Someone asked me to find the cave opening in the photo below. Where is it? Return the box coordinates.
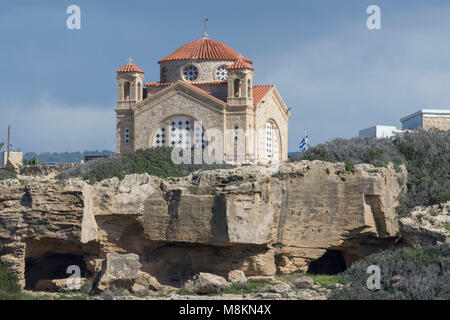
[25,253,89,290]
[307,250,347,275]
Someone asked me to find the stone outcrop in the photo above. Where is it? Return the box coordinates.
[399,202,450,248]
[0,161,407,291]
[184,273,231,294]
[96,252,142,292]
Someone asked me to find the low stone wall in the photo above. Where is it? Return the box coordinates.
[20,163,78,177]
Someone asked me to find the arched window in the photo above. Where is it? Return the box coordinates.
[124,82,131,100]
[234,79,241,97]
[152,116,206,150]
[247,80,251,98]
[263,121,280,161]
[138,83,142,100]
[153,124,167,147]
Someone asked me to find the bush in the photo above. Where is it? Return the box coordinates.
[0,169,16,181]
[291,129,450,216]
[330,244,450,300]
[23,157,40,166]
[0,260,24,300]
[57,147,234,183]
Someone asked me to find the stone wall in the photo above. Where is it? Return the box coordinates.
[423,116,450,131]
[2,151,23,168]
[20,164,78,177]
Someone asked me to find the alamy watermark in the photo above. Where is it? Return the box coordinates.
[366,265,381,290]
[66,5,81,30]
[66,265,82,290]
[367,5,381,30]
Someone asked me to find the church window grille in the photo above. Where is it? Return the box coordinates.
[183,65,199,82]
[153,125,167,147]
[266,122,273,157]
[169,117,191,149]
[216,65,228,81]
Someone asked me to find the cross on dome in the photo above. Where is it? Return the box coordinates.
[203,18,209,39]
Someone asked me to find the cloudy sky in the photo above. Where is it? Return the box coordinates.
[1,0,450,153]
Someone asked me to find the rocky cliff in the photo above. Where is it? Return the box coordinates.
[0,161,406,290]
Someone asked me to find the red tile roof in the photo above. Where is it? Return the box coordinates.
[181,81,227,105]
[252,85,274,105]
[159,38,253,64]
[227,58,254,71]
[144,82,274,107]
[117,62,144,74]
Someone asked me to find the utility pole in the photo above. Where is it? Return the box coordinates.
[7,125,11,163]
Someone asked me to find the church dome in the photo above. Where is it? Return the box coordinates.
[158,38,253,64]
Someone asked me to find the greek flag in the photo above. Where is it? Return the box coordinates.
[299,132,309,153]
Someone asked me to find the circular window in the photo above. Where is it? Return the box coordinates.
[183,65,199,82]
[216,65,228,81]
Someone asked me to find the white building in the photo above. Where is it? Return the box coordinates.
[400,109,450,130]
[358,125,403,139]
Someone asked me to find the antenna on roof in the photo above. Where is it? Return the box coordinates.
[203,18,209,39]
[127,57,134,64]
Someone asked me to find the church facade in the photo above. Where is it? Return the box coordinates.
[115,37,290,164]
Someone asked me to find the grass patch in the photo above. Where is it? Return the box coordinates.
[443,223,450,231]
[275,272,342,288]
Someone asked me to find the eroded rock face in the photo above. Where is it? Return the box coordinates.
[96,252,142,292]
[399,202,450,248]
[0,161,407,290]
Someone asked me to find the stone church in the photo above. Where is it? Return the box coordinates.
[115,37,290,163]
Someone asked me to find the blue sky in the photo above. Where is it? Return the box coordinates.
[1,0,450,153]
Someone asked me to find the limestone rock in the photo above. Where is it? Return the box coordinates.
[399,202,450,248]
[228,270,247,284]
[292,276,314,289]
[135,271,161,291]
[0,161,407,290]
[132,283,151,296]
[269,283,292,295]
[247,275,280,283]
[184,273,231,294]
[34,278,86,292]
[97,252,142,292]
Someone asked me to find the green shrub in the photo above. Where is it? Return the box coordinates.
[329,244,450,300]
[291,129,450,216]
[0,260,24,300]
[0,169,16,181]
[57,147,234,183]
[23,157,41,166]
